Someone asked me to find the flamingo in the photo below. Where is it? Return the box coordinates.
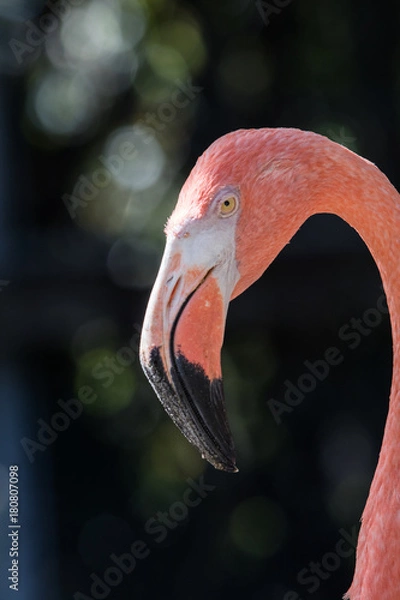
[139,128,400,599]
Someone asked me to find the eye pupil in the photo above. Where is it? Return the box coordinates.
[219,193,238,217]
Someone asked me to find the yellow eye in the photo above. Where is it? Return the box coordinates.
[220,195,238,217]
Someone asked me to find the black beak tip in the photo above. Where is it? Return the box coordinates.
[142,346,239,474]
[206,454,239,473]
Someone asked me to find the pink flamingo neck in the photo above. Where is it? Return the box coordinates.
[285,135,400,599]
[331,152,400,600]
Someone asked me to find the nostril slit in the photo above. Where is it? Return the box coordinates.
[167,276,181,309]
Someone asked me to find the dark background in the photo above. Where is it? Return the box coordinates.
[0,1,397,599]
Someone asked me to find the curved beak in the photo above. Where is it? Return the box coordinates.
[140,236,238,472]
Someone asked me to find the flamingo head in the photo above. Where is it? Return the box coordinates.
[140,128,324,471]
